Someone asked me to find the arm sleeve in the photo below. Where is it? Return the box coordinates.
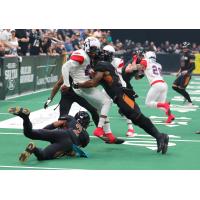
[188,54,195,72]
[62,62,71,87]
[43,123,55,130]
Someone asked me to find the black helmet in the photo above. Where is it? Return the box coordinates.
[182,41,191,49]
[74,111,90,129]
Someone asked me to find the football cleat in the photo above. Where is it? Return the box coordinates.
[166,114,175,124]
[126,129,135,137]
[8,107,30,117]
[19,142,36,162]
[156,133,169,154]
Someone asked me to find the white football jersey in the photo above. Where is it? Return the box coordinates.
[141,58,163,85]
[62,49,91,87]
[111,57,126,87]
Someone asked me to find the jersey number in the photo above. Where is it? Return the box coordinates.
[152,65,162,76]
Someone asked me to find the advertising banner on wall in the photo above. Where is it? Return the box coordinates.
[34,56,61,90]
[3,57,20,97]
[19,56,35,93]
[0,58,5,100]
[193,54,200,75]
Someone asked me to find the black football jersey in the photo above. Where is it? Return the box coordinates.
[93,61,123,99]
[180,51,195,73]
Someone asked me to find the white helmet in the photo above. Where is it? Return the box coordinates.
[145,51,156,60]
[84,37,101,54]
[103,45,115,53]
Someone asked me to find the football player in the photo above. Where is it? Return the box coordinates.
[126,51,175,123]
[8,107,90,162]
[102,45,135,137]
[62,37,124,144]
[172,42,195,106]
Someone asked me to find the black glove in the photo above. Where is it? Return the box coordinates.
[44,97,52,109]
[72,83,79,89]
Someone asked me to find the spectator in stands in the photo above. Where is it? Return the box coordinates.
[0,41,5,57]
[64,37,74,54]
[0,29,11,53]
[55,42,66,55]
[71,33,81,50]
[106,30,113,43]
[41,34,52,55]
[8,29,19,56]
[15,29,30,56]
[29,29,42,55]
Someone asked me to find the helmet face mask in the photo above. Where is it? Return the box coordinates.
[102,45,115,62]
[84,37,101,58]
[74,111,90,129]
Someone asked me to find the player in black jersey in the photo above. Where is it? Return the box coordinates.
[122,49,145,90]
[74,55,169,154]
[8,107,90,162]
[172,42,195,106]
[44,75,99,126]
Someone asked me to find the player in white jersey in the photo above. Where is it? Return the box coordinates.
[103,45,135,137]
[126,51,175,123]
[62,37,124,144]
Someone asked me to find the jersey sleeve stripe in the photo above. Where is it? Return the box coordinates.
[71,55,84,64]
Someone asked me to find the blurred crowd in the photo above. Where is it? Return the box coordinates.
[0,29,200,59]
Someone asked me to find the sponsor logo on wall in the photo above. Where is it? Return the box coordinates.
[5,62,18,91]
[20,66,34,84]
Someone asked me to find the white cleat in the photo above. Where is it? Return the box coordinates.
[126,129,135,137]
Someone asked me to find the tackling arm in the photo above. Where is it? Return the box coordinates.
[77,71,104,88]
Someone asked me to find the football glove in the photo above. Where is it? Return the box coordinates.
[44,97,52,109]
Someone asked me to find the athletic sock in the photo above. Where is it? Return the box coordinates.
[103,120,111,134]
[98,116,107,128]
[173,87,192,103]
[127,119,133,130]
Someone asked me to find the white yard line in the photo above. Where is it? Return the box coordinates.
[0,165,79,170]
[5,88,51,100]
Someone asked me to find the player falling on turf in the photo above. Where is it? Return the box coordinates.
[8,107,90,162]
[172,42,195,107]
[126,50,175,123]
[73,50,169,154]
[62,36,124,144]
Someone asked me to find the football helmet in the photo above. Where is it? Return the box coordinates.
[84,37,101,56]
[102,45,115,62]
[74,111,90,129]
[182,41,191,49]
[145,51,156,60]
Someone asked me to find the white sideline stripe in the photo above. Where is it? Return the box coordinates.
[5,88,51,100]
[0,165,79,170]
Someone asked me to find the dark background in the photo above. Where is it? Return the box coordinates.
[109,29,200,44]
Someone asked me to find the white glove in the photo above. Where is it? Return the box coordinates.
[44,98,52,109]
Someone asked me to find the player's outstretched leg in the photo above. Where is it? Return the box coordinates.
[19,142,36,162]
[8,107,30,118]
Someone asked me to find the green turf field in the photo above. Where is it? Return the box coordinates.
[0,74,200,170]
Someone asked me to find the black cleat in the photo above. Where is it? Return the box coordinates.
[19,142,36,162]
[157,133,169,154]
[195,130,200,134]
[8,107,30,118]
[105,138,125,144]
